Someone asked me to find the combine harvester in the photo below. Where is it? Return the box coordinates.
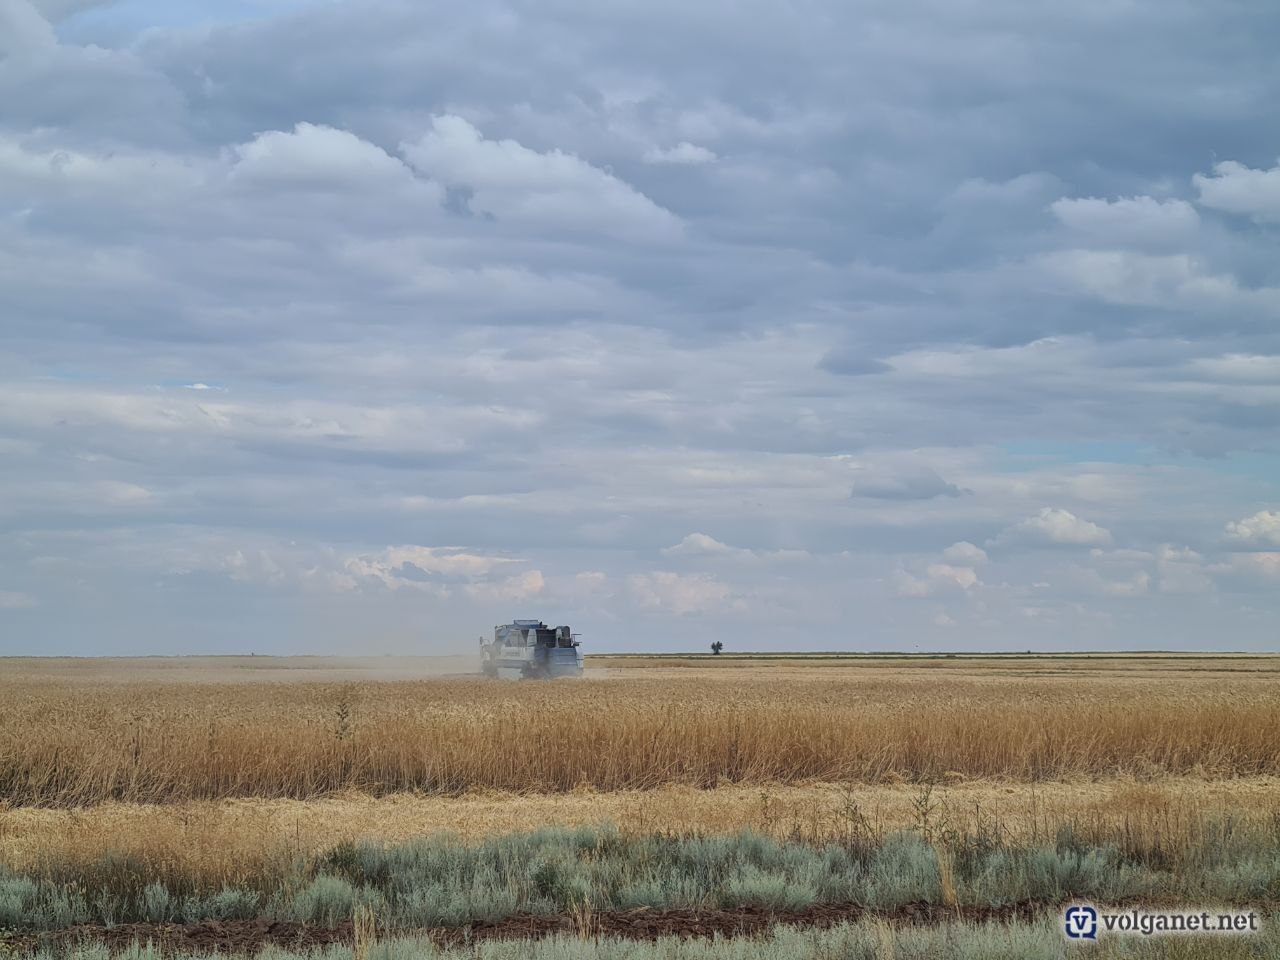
[480,619,583,679]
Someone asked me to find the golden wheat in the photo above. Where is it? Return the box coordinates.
[3,661,1279,806]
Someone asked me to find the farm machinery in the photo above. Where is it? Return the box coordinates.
[480,619,583,679]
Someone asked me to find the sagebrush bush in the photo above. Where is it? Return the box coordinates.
[0,875,37,928]
[5,822,1280,932]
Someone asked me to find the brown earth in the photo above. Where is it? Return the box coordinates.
[4,901,1049,954]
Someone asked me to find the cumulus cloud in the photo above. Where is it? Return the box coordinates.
[662,533,742,558]
[1049,195,1199,246]
[661,533,807,563]
[230,122,424,189]
[401,115,681,240]
[894,561,981,597]
[1194,159,1280,222]
[1224,510,1280,548]
[995,508,1112,548]
[1036,250,1279,313]
[927,563,980,590]
[465,569,546,602]
[345,546,523,590]
[1213,553,1280,589]
[627,572,738,615]
[942,541,987,565]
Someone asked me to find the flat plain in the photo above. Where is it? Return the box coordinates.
[3,653,1279,958]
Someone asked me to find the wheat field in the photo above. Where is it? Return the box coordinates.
[2,655,1279,807]
[3,655,1280,955]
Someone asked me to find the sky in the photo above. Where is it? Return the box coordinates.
[1,0,1279,655]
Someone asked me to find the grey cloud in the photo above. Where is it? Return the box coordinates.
[400,115,683,242]
[1,0,54,53]
[849,467,966,501]
[2,0,1280,651]
[818,348,892,376]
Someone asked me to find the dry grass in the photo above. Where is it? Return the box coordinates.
[3,658,1280,806]
[3,777,1278,896]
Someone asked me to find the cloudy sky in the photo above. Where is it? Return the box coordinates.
[2,0,1279,654]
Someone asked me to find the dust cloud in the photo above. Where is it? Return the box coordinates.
[0,655,484,685]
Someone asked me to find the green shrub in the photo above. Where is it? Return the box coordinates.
[289,877,354,926]
[0,876,37,929]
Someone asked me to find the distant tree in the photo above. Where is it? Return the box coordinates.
[711,641,724,655]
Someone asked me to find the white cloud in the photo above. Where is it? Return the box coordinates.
[661,532,808,563]
[1050,195,1199,245]
[893,569,931,597]
[1156,545,1212,595]
[1037,250,1278,312]
[230,122,428,191]
[401,115,681,240]
[465,569,546,602]
[996,508,1112,547]
[942,541,987,565]
[1224,510,1280,548]
[662,532,741,558]
[926,563,980,590]
[642,141,718,165]
[1213,553,1280,589]
[345,545,522,590]
[1194,159,1280,223]
[224,548,285,586]
[627,571,737,615]
[894,562,980,596]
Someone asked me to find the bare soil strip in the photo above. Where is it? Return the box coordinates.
[3,902,1051,954]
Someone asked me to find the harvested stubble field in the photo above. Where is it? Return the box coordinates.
[2,654,1279,807]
